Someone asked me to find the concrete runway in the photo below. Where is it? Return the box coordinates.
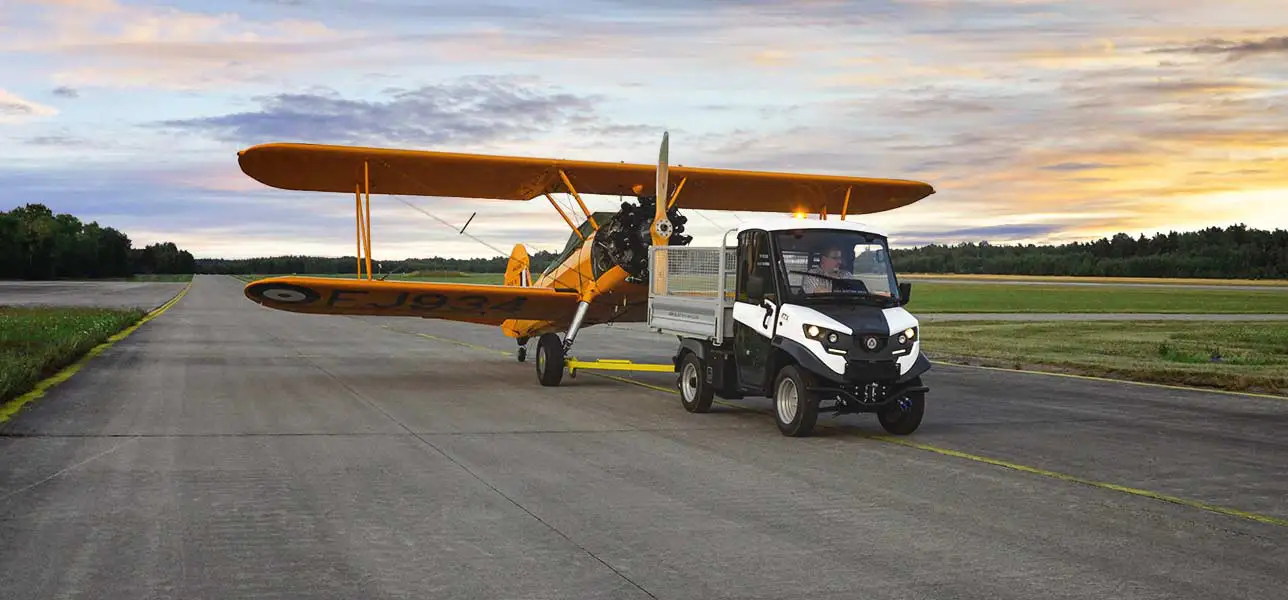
[2,275,1286,599]
[0,280,188,310]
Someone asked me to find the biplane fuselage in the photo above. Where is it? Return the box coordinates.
[500,228,648,340]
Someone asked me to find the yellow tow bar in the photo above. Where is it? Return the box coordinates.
[565,358,675,377]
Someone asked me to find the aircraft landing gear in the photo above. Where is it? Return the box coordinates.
[535,300,590,387]
[516,336,529,362]
[535,333,564,386]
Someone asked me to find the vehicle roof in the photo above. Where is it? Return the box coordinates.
[732,215,887,237]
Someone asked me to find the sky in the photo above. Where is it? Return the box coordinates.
[2,0,1286,259]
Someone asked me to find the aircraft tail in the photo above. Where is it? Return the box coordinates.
[505,243,531,287]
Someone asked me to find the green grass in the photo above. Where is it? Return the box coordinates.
[0,306,146,405]
[905,282,1288,313]
[924,321,1288,396]
[902,273,1288,287]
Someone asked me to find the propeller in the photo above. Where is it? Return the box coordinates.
[651,131,672,246]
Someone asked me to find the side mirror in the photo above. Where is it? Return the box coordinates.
[747,274,765,299]
[898,282,912,305]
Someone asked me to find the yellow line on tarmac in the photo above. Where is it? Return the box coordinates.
[0,281,192,424]
[408,330,1288,529]
[866,434,1288,527]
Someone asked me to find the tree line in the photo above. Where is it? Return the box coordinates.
[195,251,562,276]
[5,203,1283,281]
[1,203,194,279]
[889,224,1288,279]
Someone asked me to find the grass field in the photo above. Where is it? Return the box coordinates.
[901,274,1288,287]
[0,306,145,405]
[905,282,1288,313]
[924,321,1288,396]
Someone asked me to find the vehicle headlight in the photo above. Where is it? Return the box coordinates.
[897,327,917,345]
[803,323,850,354]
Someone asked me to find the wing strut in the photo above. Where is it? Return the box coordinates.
[353,161,374,279]
[840,186,852,221]
[666,176,687,210]
[355,184,364,277]
[544,193,585,239]
[557,169,598,231]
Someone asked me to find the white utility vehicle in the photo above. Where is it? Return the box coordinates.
[648,218,930,437]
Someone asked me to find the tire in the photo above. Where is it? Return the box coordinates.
[535,333,564,386]
[678,352,714,413]
[772,364,819,437]
[878,378,925,435]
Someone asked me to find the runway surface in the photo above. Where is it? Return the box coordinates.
[2,275,1285,599]
[0,280,188,309]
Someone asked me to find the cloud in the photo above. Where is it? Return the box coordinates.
[6,0,1288,257]
[4,0,351,89]
[1039,162,1121,172]
[1149,36,1288,60]
[25,135,88,146]
[51,86,78,98]
[891,223,1074,247]
[0,89,57,122]
[153,77,622,147]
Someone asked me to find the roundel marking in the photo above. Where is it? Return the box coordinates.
[250,282,320,305]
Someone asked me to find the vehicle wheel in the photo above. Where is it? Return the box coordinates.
[878,379,925,435]
[678,352,714,413]
[773,365,818,437]
[517,346,527,362]
[535,333,564,386]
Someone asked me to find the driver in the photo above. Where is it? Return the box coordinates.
[801,244,849,293]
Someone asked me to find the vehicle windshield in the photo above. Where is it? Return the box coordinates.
[773,228,900,305]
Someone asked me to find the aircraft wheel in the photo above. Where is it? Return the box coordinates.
[535,333,564,386]
[773,365,818,437]
[878,378,925,435]
[678,352,714,413]
[517,346,527,362]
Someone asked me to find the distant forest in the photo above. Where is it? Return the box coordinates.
[1,203,194,279]
[3,203,1283,281]
[889,224,1287,279]
[195,252,562,277]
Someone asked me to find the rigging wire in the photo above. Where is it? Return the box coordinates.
[390,194,511,257]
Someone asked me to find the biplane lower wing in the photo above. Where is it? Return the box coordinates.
[244,276,582,324]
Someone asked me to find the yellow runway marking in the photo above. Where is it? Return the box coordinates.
[867,434,1288,527]
[0,281,192,424]
[403,331,1288,529]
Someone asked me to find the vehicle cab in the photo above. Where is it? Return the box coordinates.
[662,216,930,437]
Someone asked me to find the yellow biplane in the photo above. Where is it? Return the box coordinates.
[237,133,934,386]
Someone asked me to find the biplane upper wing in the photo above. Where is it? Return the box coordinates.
[244,276,582,324]
[237,142,934,216]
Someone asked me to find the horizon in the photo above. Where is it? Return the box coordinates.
[4,0,1287,260]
